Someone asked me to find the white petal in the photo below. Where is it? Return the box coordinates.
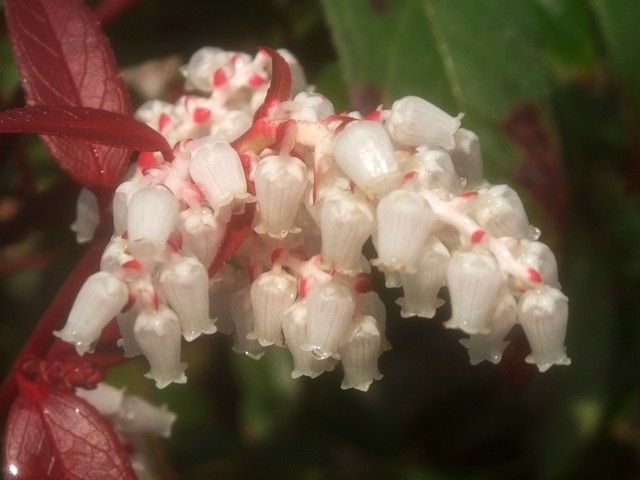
[388,96,461,149]
[210,110,253,142]
[304,281,355,359]
[70,188,99,244]
[179,206,225,268]
[127,185,179,258]
[517,240,560,288]
[372,189,435,273]
[134,305,187,389]
[54,272,129,354]
[184,46,227,92]
[249,269,297,346]
[100,236,133,273]
[519,286,570,372]
[449,128,484,187]
[254,155,307,238]
[339,316,383,391]
[113,179,146,236]
[320,191,374,274]
[116,394,177,438]
[159,256,216,341]
[117,308,142,358]
[333,120,401,197]
[445,251,502,334]
[75,383,124,417]
[412,147,461,194]
[474,185,530,239]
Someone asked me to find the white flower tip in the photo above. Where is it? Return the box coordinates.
[70,188,99,244]
[183,322,217,342]
[459,338,509,365]
[525,353,571,372]
[146,366,188,389]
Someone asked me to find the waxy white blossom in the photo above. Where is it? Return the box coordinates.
[134,306,187,389]
[117,394,177,438]
[117,308,142,358]
[449,128,484,187]
[517,240,560,288]
[445,251,502,334]
[412,147,461,195]
[180,207,225,268]
[339,316,383,391]
[333,120,401,196]
[70,188,99,244]
[474,185,530,239]
[54,272,129,355]
[519,286,571,372]
[249,269,297,346]
[159,255,216,341]
[254,154,307,237]
[230,288,265,359]
[388,95,461,149]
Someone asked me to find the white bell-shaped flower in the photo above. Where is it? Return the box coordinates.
[210,110,253,142]
[320,191,374,274]
[100,236,132,273]
[117,308,142,358]
[254,155,307,238]
[230,288,265,359]
[358,291,389,349]
[282,302,337,378]
[459,289,517,365]
[76,383,124,417]
[445,251,502,334]
[54,272,128,355]
[474,185,530,239]
[184,46,227,92]
[397,239,450,318]
[372,189,435,273]
[413,147,461,194]
[116,394,177,438]
[249,269,297,346]
[519,286,571,372]
[449,128,484,187]
[134,305,187,389]
[159,255,216,341]
[339,316,383,391]
[517,240,560,288]
[71,188,99,244]
[304,281,355,359]
[333,120,401,197]
[113,179,145,236]
[189,140,251,215]
[179,207,225,269]
[287,92,334,122]
[387,95,461,149]
[127,185,179,258]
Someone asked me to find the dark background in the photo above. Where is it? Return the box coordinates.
[1,0,640,478]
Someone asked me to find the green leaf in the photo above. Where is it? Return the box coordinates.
[321,0,555,180]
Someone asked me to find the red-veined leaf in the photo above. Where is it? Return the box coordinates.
[0,106,172,159]
[253,47,293,120]
[5,0,133,188]
[4,377,136,480]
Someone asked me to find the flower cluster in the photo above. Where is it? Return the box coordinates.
[61,46,570,394]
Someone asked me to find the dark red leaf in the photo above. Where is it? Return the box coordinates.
[4,377,136,479]
[253,47,292,120]
[0,106,172,159]
[94,0,143,25]
[5,0,133,188]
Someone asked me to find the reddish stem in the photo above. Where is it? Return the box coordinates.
[0,240,107,425]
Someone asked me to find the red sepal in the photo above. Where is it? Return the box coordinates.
[253,47,292,120]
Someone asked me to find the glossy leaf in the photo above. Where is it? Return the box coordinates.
[4,378,136,479]
[0,106,172,159]
[5,0,133,188]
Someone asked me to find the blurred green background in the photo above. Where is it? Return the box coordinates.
[1,0,640,478]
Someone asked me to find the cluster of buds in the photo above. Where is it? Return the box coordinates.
[76,383,176,479]
[61,46,570,395]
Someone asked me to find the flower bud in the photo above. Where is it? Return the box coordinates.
[179,207,225,268]
[339,316,383,391]
[254,155,307,238]
[54,272,129,355]
[517,240,560,288]
[372,189,435,273]
[117,308,142,358]
[304,281,355,359]
[474,185,529,239]
[100,236,133,273]
[159,256,216,341]
[127,185,179,258]
[519,286,570,372]
[282,302,336,378]
[333,120,401,196]
[134,305,187,389]
[449,128,484,187]
[397,239,450,318]
[116,394,176,438]
[445,251,502,334]
[459,289,517,364]
[189,141,250,214]
[320,191,374,273]
[288,92,334,122]
[184,47,228,92]
[413,147,461,194]
[76,383,124,417]
[230,288,265,359]
[71,188,99,244]
[388,96,461,149]
[249,269,297,346]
